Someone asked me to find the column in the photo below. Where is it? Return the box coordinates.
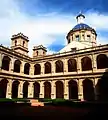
[78,79,84,101]
[63,59,68,73]
[6,79,12,99]
[51,81,56,99]
[51,60,55,74]
[64,80,69,99]
[41,62,44,75]
[18,81,24,98]
[92,54,97,72]
[0,53,4,70]
[94,78,99,100]
[21,61,25,74]
[77,57,82,73]
[28,81,34,98]
[9,58,15,72]
[30,63,34,75]
[39,81,44,98]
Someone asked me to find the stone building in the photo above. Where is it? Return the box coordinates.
[0,13,108,101]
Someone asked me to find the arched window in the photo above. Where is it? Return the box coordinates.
[44,82,51,98]
[34,82,40,98]
[23,41,25,47]
[23,81,29,98]
[83,79,94,101]
[1,56,11,71]
[15,40,17,46]
[44,62,51,74]
[0,79,8,98]
[36,51,38,56]
[24,63,30,75]
[68,59,77,72]
[68,80,78,100]
[12,81,19,98]
[55,60,63,73]
[55,81,64,98]
[81,57,92,71]
[34,64,41,75]
[97,54,108,69]
[14,60,21,73]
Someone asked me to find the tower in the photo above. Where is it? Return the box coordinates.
[32,45,47,57]
[11,33,29,56]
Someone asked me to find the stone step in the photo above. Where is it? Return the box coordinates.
[31,102,44,106]
[30,99,44,106]
[30,99,38,103]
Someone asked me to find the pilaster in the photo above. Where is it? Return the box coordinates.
[6,79,12,99]
[51,80,56,99]
[78,79,84,101]
[39,81,44,98]
[64,80,69,99]
[28,81,34,98]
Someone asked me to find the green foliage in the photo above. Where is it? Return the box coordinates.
[0,98,30,103]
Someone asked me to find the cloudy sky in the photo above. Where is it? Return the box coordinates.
[0,0,108,56]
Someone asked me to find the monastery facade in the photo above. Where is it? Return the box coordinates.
[0,13,108,101]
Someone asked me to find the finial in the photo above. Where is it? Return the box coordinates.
[76,11,85,24]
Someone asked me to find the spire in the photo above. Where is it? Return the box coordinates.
[76,12,85,24]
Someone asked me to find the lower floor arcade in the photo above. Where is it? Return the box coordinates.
[0,77,108,101]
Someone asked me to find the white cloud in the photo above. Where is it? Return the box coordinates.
[85,11,108,31]
[0,1,108,57]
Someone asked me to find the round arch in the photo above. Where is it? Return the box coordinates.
[83,79,94,101]
[0,79,8,98]
[55,60,64,73]
[12,80,20,98]
[2,56,11,71]
[34,82,40,98]
[34,64,41,75]
[24,63,30,75]
[68,80,78,100]
[55,81,64,98]
[96,74,108,101]
[14,60,21,73]
[44,62,51,74]
[97,54,108,69]
[23,81,29,98]
[68,59,77,72]
[44,81,51,98]
[81,57,92,71]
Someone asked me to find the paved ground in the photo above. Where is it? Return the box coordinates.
[0,105,107,119]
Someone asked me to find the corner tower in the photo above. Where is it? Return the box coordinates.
[32,45,47,57]
[66,13,97,46]
[11,33,29,56]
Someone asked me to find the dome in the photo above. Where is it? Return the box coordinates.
[72,23,92,31]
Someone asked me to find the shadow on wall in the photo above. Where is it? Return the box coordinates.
[95,68,108,102]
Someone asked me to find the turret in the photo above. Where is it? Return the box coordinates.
[11,32,29,56]
[32,45,47,57]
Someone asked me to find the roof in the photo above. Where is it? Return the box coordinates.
[76,13,85,19]
[72,23,92,31]
[59,41,93,53]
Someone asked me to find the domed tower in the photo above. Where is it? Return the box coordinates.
[66,13,97,46]
[59,13,97,53]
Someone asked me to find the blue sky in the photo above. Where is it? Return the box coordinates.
[0,0,108,56]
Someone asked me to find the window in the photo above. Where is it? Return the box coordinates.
[15,40,17,46]
[87,35,90,41]
[36,51,38,56]
[71,47,76,51]
[68,39,70,44]
[82,34,84,40]
[76,35,80,41]
[43,51,45,55]
[23,41,25,47]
